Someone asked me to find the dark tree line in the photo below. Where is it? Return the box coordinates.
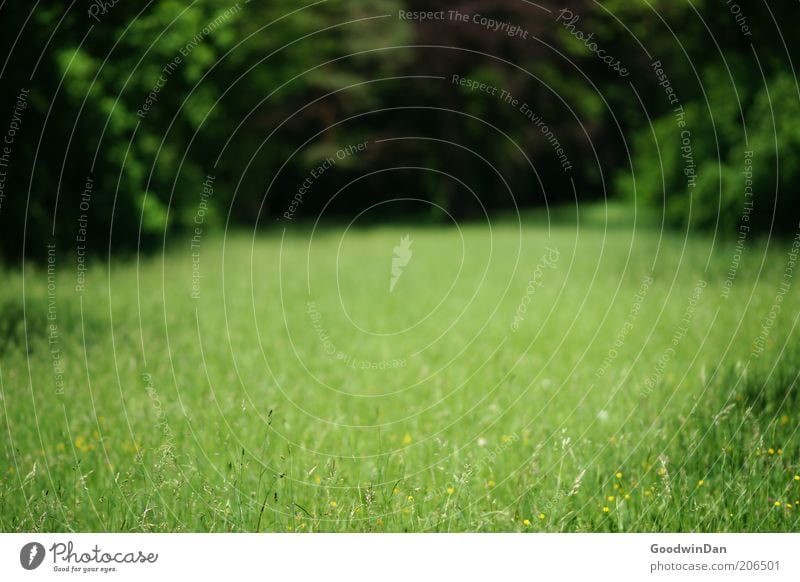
[0,0,798,261]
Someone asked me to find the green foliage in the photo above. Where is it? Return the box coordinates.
[744,74,800,232]
[605,0,800,235]
[1,0,798,262]
[621,72,800,234]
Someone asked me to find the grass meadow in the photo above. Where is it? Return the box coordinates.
[1,208,799,532]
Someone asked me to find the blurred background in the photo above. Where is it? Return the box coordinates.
[1,0,798,260]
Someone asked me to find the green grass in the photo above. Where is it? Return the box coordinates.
[1,211,799,532]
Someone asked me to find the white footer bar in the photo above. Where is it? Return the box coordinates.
[1,533,798,581]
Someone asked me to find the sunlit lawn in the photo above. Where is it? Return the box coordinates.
[2,207,799,531]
